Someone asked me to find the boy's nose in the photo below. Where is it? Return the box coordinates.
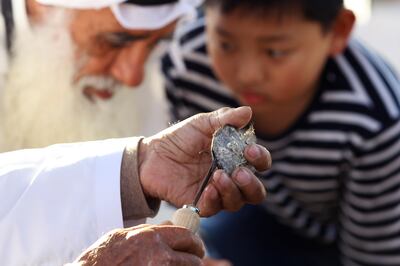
[236,58,264,87]
[110,43,151,87]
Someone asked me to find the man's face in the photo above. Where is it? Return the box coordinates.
[205,7,336,113]
[69,7,176,101]
[1,9,168,151]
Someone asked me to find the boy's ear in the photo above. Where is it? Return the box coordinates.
[329,9,356,56]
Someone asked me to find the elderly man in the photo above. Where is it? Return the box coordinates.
[0,106,271,265]
[0,1,272,265]
[0,0,199,151]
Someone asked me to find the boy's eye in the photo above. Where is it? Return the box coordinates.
[219,41,235,52]
[265,49,287,58]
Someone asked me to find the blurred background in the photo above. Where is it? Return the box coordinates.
[348,0,400,71]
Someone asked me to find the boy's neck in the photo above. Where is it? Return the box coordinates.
[252,86,317,138]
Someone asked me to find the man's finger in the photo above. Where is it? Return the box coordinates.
[213,106,252,131]
[168,250,203,266]
[203,257,232,266]
[129,224,152,230]
[156,226,205,258]
[212,170,244,212]
[193,106,252,136]
[197,184,223,217]
[244,144,272,172]
[232,167,267,204]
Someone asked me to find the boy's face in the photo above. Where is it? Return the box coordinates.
[205,8,338,111]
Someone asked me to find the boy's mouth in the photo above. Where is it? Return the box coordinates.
[239,91,266,105]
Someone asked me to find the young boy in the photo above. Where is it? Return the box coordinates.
[162,1,400,266]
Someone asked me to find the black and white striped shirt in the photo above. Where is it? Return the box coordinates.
[162,14,400,266]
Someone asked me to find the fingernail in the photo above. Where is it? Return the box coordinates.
[234,168,251,186]
[236,106,250,111]
[247,144,260,159]
[217,172,231,187]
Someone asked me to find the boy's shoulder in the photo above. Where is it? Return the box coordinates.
[318,39,400,135]
[174,11,206,47]
[162,11,208,68]
[162,10,219,88]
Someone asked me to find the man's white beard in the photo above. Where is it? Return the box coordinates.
[0,11,168,152]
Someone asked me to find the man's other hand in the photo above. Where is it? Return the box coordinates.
[73,224,204,265]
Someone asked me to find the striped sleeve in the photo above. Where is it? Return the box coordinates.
[161,18,212,121]
[337,41,400,266]
[161,13,239,123]
[341,120,400,266]
[162,52,183,121]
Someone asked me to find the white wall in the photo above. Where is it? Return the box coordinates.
[353,0,400,72]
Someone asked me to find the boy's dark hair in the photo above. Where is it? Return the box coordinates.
[204,0,344,30]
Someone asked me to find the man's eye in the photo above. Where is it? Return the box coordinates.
[102,33,135,47]
[98,33,150,48]
[102,35,127,47]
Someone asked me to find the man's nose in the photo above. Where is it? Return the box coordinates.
[110,42,151,87]
[236,56,264,87]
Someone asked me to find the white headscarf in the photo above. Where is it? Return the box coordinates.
[35,0,203,29]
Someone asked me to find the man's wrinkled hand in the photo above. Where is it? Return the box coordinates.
[139,106,271,217]
[73,224,205,266]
